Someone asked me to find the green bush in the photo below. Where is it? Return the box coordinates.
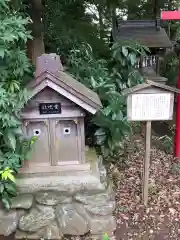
[68,41,148,161]
[0,0,35,209]
[162,52,178,87]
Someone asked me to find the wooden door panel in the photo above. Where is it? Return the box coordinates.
[53,120,79,164]
[24,120,51,167]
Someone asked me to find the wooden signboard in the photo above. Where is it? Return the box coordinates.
[127,92,174,121]
[123,79,179,206]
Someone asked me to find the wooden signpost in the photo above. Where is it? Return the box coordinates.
[123,79,179,206]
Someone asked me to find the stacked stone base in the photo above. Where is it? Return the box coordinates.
[0,158,116,239]
[0,187,115,240]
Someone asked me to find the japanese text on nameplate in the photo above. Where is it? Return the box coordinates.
[39,103,61,114]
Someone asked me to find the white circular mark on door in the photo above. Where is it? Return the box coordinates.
[63,127,71,135]
[33,129,41,136]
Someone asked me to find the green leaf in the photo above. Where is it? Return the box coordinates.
[103,233,109,240]
[0,156,7,162]
[0,48,5,58]
[122,46,128,57]
[90,76,96,88]
[31,136,38,145]
[5,183,17,196]
[96,134,106,145]
[2,197,10,210]
[13,82,20,91]
[0,149,5,157]
[112,113,116,120]
[102,106,112,116]
[129,53,137,66]
[7,173,16,183]
[0,184,4,193]
[116,111,124,120]
[4,132,16,150]
[0,168,15,182]
[13,127,23,136]
[94,128,106,136]
[0,0,9,8]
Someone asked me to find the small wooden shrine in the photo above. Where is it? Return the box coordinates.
[8,54,116,240]
[20,53,102,174]
[111,19,172,78]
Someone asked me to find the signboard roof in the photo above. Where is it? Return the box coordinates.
[122,79,180,95]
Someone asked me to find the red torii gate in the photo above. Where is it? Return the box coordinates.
[161,9,180,157]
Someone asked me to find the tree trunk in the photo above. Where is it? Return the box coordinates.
[97,4,104,40]
[27,0,45,65]
[110,6,116,28]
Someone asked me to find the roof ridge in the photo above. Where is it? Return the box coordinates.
[28,70,102,111]
[47,71,102,106]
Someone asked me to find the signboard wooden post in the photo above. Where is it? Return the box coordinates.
[123,79,179,206]
[144,121,151,206]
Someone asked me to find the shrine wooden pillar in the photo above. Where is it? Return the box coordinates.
[161,7,180,158]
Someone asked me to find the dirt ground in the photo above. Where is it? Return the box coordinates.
[114,126,180,240]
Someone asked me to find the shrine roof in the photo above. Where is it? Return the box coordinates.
[112,20,172,48]
[122,79,180,95]
[27,54,102,114]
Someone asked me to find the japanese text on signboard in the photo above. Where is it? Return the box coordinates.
[128,93,173,121]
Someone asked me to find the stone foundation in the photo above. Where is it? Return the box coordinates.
[0,153,116,239]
